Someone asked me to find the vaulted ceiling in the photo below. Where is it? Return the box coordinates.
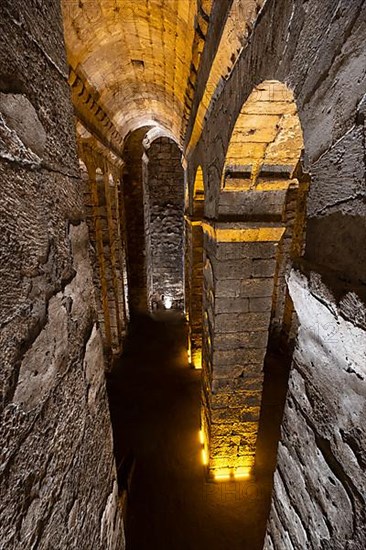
[62,0,264,149]
[63,0,207,142]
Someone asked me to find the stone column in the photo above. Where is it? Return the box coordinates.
[185,216,204,369]
[200,221,285,480]
[103,171,128,343]
[94,168,121,354]
[79,134,128,358]
[270,178,308,342]
[82,160,113,352]
[115,174,130,326]
[142,137,185,311]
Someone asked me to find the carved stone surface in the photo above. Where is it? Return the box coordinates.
[0,2,124,548]
[264,270,366,549]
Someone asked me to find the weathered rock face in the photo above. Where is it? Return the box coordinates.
[123,127,151,314]
[78,139,128,359]
[185,0,366,543]
[264,270,366,549]
[144,137,185,310]
[0,2,124,548]
[1,0,366,546]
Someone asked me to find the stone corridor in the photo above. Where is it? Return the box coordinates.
[107,312,290,550]
[1,1,366,548]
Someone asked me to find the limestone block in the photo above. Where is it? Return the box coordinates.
[240,278,274,298]
[214,297,249,314]
[213,331,268,350]
[215,312,271,332]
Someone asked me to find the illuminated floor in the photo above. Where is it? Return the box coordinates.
[107,312,289,550]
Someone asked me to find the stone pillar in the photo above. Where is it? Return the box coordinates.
[185,216,204,369]
[103,171,128,342]
[82,161,113,352]
[123,128,149,313]
[81,148,128,358]
[201,221,285,479]
[115,174,130,325]
[270,178,308,342]
[142,137,185,311]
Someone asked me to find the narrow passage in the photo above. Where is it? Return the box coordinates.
[107,313,289,550]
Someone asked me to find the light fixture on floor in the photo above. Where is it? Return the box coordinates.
[164,296,173,309]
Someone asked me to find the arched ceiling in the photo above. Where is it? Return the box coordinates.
[62,0,204,142]
[223,80,303,188]
[186,0,265,154]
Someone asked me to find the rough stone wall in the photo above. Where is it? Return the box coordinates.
[270,178,308,343]
[264,270,366,549]
[185,220,204,368]
[123,128,150,313]
[186,0,366,542]
[185,167,205,368]
[201,226,281,477]
[0,2,124,548]
[144,137,184,310]
[79,141,128,358]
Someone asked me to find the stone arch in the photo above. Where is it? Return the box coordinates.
[219,79,308,344]
[185,165,207,370]
[188,4,366,540]
[200,80,310,480]
[142,126,178,151]
[192,165,205,217]
[222,80,304,189]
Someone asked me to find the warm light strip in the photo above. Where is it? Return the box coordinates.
[223,181,293,192]
[214,469,231,481]
[201,222,286,243]
[184,215,202,226]
[256,181,294,191]
[234,467,251,479]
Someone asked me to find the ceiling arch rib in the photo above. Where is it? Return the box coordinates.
[62,0,201,143]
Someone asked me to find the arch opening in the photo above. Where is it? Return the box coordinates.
[193,165,205,218]
[201,80,309,480]
[223,80,304,190]
[185,166,206,370]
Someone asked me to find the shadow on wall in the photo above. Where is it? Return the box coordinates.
[306,213,366,288]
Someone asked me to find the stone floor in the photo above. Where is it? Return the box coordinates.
[107,312,290,550]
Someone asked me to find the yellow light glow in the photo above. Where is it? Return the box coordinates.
[192,349,202,370]
[201,448,208,466]
[187,343,192,364]
[184,215,202,226]
[214,469,231,481]
[164,296,173,309]
[201,222,286,243]
[199,430,204,445]
[234,467,251,479]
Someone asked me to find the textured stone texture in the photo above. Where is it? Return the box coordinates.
[264,270,366,549]
[185,0,366,539]
[201,226,282,476]
[62,0,210,141]
[2,0,366,546]
[144,137,184,310]
[185,219,204,368]
[123,127,150,313]
[79,138,128,357]
[0,2,124,548]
